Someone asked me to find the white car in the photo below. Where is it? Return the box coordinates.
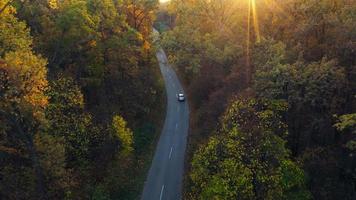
[177,93,185,102]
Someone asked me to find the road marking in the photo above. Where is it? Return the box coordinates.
[169,147,173,159]
[177,106,180,112]
[160,185,165,200]
[176,123,178,130]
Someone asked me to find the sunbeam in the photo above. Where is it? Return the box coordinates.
[246,0,261,68]
[247,0,251,66]
[251,0,261,43]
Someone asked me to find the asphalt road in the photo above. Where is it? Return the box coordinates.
[141,47,189,200]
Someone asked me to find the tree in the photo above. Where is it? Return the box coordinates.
[161,0,245,83]
[253,39,348,154]
[34,133,73,199]
[189,99,310,200]
[160,1,356,199]
[1,0,163,199]
[112,115,134,156]
[335,112,356,151]
[46,77,94,167]
[122,0,159,37]
[0,2,49,198]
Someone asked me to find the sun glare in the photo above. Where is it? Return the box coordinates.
[251,0,261,42]
[246,0,261,66]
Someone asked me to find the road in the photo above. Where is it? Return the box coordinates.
[141,46,189,200]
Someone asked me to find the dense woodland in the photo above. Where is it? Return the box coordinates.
[0,0,164,199]
[159,0,356,199]
[1,0,355,199]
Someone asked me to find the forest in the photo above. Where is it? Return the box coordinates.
[0,0,164,199]
[0,0,355,199]
[158,0,355,199]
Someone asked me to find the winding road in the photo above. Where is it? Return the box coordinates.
[141,41,189,199]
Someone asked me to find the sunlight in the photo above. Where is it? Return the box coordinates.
[246,0,261,67]
[247,0,251,66]
[246,0,261,44]
[251,0,261,43]
[263,0,289,18]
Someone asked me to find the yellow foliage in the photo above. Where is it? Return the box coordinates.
[89,40,97,47]
[2,50,48,112]
[0,0,16,15]
[137,32,144,41]
[143,40,150,50]
[48,0,59,9]
[112,115,134,156]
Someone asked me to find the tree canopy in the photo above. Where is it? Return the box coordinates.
[1,0,163,199]
[160,0,356,199]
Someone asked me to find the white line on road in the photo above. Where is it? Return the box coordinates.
[169,147,173,159]
[160,185,165,200]
[176,123,178,130]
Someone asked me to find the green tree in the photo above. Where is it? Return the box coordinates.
[0,2,49,198]
[335,112,356,151]
[112,115,134,156]
[189,99,311,200]
[34,133,73,199]
[161,0,245,83]
[253,39,348,153]
[1,0,163,199]
[46,77,96,167]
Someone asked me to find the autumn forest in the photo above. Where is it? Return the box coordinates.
[1,0,355,200]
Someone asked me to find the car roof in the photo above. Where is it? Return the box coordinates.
[178,93,184,96]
